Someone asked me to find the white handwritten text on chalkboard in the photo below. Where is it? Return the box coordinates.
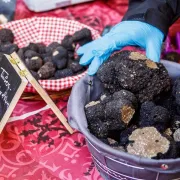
[0,67,12,107]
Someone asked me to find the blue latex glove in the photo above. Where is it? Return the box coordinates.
[77,21,164,75]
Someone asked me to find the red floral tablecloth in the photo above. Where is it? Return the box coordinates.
[1,0,180,179]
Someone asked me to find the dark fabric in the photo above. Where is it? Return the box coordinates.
[122,0,180,36]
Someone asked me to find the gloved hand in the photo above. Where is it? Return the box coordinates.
[77,21,164,75]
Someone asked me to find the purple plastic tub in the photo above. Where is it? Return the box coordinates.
[68,60,180,180]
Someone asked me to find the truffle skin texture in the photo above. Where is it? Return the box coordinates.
[0,28,14,43]
[69,61,83,73]
[119,125,137,146]
[36,43,46,54]
[38,62,56,79]
[46,42,61,54]
[0,42,19,54]
[171,115,180,132]
[54,58,68,69]
[85,101,105,123]
[54,68,73,79]
[88,119,109,138]
[113,90,138,109]
[25,56,43,71]
[43,56,52,63]
[24,50,39,59]
[127,127,170,159]
[30,70,40,80]
[27,43,39,52]
[61,35,74,51]
[97,51,171,103]
[72,28,92,46]
[139,102,170,132]
[52,46,68,69]
[105,98,135,131]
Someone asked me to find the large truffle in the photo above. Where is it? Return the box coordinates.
[127,127,170,159]
[97,51,171,103]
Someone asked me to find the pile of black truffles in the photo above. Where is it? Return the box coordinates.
[0,28,92,79]
[85,51,180,159]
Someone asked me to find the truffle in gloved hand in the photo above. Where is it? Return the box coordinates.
[77,21,164,75]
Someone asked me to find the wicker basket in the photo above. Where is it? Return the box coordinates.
[1,17,100,100]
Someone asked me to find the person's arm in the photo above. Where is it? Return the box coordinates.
[77,0,180,75]
[123,0,180,36]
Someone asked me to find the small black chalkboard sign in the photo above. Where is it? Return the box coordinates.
[0,53,28,132]
[0,52,73,134]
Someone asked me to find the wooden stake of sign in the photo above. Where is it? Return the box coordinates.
[9,53,73,134]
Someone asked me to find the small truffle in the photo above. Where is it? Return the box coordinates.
[127,127,170,159]
[0,28,14,43]
[52,46,68,69]
[139,102,170,132]
[46,42,61,54]
[72,28,92,46]
[61,35,75,51]
[38,62,56,79]
[54,68,73,79]
[27,43,39,52]
[85,101,105,123]
[36,43,46,54]
[88,119,109,138]
[25,56,43,71]
[24,50,39,59]
[0,42,19,54]
[69,61,84,73]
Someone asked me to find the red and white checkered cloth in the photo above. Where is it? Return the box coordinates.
[1,17,100,92]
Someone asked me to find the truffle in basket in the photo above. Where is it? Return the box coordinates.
[84,51,180,159]
[97,51,171,103]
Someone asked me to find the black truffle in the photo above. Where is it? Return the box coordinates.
[46,42,61,54]
[54,68,73,79]
[72,28,92,46]
[61,35,75,51]
[0,28,14,43]
[69,61,83,73]
[97,51,171,103]
[25,56,43,71]
[52,46,68,69]
[27,43,39,52]
[24,50,39,59]
[0,42,19,54]
[38,62,56,79]
[139,102,170,132]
